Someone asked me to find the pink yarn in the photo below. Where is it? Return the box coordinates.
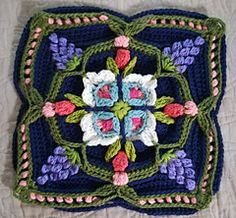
[131,117,143,131]
[55,100,76,116]
[115,49,130,69]
[97,119,113,133]
[184,101,198,116]
[163,103,184,118]
[112,151,128,172]
[130,87,144,99]
[114,35,129,48]
[97,85,111,99]
[42,102,55,118]
[112,172,129,186]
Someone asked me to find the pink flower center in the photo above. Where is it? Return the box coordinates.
[131,117,143,131]
[97,119,113,133]
[97,85,111,99]
[130,87,144,99]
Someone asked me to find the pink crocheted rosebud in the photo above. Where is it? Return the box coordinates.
[112,172,129,186]
[163,103,184,118]
[114,35,129,48]
[184,101,198,116]
[115,49,130,69]
[112,151,128,172]
[42,102,55,118]
[55,100,76,116]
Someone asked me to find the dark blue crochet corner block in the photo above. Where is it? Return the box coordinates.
[13,6,226,216]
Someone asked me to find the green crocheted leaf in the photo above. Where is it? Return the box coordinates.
[161,56,176,72]
[154,111,175,124]
[24,106,42,124]
[105,139,121,162]
[66,55,81,71]
[160,149,177,165]
[28,88,44,105]
[155,96,174,109]
[64,93,86,107]
[106,57,119,75]
[64,147,81,166]
[125,141,136,161]
[65,110,87,123]
[123,56,137,77]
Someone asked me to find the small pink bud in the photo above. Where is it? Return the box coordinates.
[19,180,27,187]
[64,18,72,25]
[175,195,181,202]
[184,101,198,116]
[25,68,31,75]
[35,27,42,33]
[64,197,73,204]
[56,18,63,26]
[85,196,93,203]
[74,17,81,24]
[83,16,90,23]
[112,172,129,186]
[31,41,37,48]
[91,17,99,22]
[99,15,108,21]
[48,17,54,25]
[114,35,129,48]
[163,103,184,118]
[55,100,76,116]
[42,102,55,118]
[115,49,130,69]
[76,197,83,203]
[22,143,27,151]
[138,199,146,205]
[20,124,26,133]
[56,196,64,203]
[30,192,36,200]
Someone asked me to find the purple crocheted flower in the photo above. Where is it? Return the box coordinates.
[185,179,196,190]
[163,36,205,73]
[49,33,83,70]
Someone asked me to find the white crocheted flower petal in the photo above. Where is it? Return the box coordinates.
[138,129,158,146]
[80,112,119,146]
[122,73,157,106]
[87,135,119,146]
[133,111,158,146]
[82,70,116,107]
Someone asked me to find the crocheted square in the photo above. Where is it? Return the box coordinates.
[13,7,226,215]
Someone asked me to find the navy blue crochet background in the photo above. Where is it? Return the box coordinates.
[13,7,226,216]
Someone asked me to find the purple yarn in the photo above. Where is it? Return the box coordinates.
[172,158,182,167]
[185,179,196,190]
[163,47,171,57]
[160,163,167,174]
[168,169,176,180]
[174,57,185,65]
[183,39,194,47]
[184,56,194,65]
[181,158,193,168]
[54,146,66,155]
[194,36,205,46]
[172,42,182,52]
[49,33,58,43]
[37,174,49,185]
[179,47,190,57]
[50,44,58,53]
[174,150,186,158]
[48,33,83,70]
[49,173,58,182]
[176,166,184,175]
[47,155,57,165]
[176,65,187,73]
[185,168,195,179]
[63,160,72,169]
[56,63,66,70]
[59,169,70,180]
[70,164,79,175]
[57,155,68,163]
[170,50,179,61]
[51,164,63,173]
[59,37,67,47]
[176,175,185,184]
[41,164,51,174]
[189,47,200,56]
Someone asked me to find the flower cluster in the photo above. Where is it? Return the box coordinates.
[163,36,205,73]
[160,150,196,191]
[37,146,79,185]
[49,33,83,70]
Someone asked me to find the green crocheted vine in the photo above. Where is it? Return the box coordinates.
[14,9,225,211]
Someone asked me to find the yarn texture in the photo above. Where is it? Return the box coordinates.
[12,6,226,216]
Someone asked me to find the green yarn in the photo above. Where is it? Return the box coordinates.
[66,55,81,71]
[154,111,175,124]
[64,93,86,107]
[65,110,88,123]
[125,141,136,162]
[105,139,121,162]
[111,100,131,120]
[155,96,174,109]
[106,57,119,75]
[123,56,137,77]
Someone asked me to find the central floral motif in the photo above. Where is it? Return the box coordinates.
[80,69,158,146]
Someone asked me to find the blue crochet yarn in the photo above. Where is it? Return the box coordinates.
[12,6,226,216]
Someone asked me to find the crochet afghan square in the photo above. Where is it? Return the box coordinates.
[13,7,226,215]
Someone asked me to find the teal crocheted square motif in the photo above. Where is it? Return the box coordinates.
[13,6,226,216]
